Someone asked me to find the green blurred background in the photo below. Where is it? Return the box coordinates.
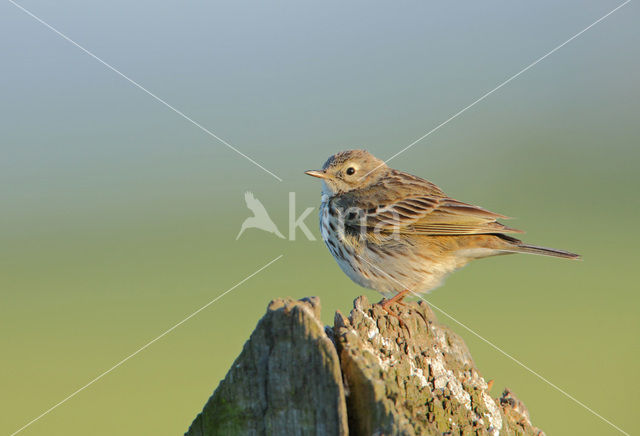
[1,1,638,435]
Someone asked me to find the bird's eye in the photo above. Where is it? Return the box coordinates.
[346,167,356,175]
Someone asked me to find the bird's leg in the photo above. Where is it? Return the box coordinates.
[379,289,412,335]
[380,289,430,331]
[381,289,410,310]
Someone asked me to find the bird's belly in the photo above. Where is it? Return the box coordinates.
[357,245,460,297]
[320,203,372,289]
[320,202,459,297]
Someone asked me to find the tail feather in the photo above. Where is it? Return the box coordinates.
[507,243,581,260]
[492,234,580,260]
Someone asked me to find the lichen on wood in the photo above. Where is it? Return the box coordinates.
[186,296,544,436]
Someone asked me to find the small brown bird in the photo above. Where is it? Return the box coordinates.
[305,150,579,307]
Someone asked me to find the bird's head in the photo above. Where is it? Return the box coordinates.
[305,149,388,195]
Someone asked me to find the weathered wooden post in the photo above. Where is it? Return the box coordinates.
[185,296,543,436]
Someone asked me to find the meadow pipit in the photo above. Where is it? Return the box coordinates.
[305,150,579,308]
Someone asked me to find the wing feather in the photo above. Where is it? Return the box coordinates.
[332,172,522,236]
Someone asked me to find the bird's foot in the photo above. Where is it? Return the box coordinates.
[380,304,411,337]
[379,290,412,336]
[381,289,410,308]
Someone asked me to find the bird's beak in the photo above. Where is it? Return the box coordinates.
[304,170,328,179]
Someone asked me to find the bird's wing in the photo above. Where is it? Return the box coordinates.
[335,175,522,236]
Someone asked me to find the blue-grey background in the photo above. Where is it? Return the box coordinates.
[1,1,638,435]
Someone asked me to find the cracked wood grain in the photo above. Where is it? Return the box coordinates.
[186,296,543,436]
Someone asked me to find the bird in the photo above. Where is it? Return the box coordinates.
[236,191,285,240]
[305,149,579,310]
